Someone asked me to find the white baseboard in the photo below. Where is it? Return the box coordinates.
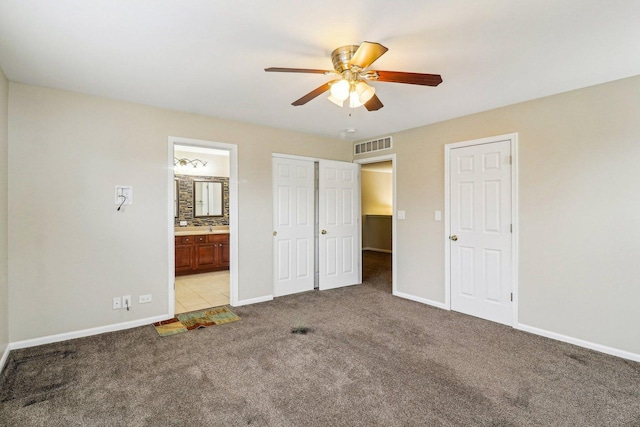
[0,343,10,373]
[393,291,448,310]
[9,314,170,351]
[234,295,273,307]
[516,323,640,363]
[362,247,392,253]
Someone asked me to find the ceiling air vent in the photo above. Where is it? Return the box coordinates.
[354,136,392,155]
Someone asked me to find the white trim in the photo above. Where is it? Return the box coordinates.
[9,315,170,350]
[362,247,392,253]
[234,295,274,307]
[516,323,640,363]
[444,133,519,325]
[354,154,397,295]
[0,344,10,373]
[167,140,176,315]
[168,137,240,311]
[394,291,449,310]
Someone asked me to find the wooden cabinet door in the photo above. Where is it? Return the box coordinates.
[218,235,230,267]
[195,243,217,269]
[176,233,230,275]
[207,234,229,268]
[175,243,194,274]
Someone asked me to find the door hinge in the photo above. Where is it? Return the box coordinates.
[510,224,512,233]
[509,155,512,165]
[510,293,513,302]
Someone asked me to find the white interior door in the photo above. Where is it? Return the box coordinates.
[450,140,512,325]
[319,160,361,290]
[273,157,315,296]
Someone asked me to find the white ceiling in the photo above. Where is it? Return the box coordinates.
[1,1,639,141]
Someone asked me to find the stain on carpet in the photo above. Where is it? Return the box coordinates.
[507,385,532,409]
[565,353,588,365]
[291,326,313,334]
[0,350,75,406]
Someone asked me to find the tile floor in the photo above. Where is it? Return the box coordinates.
[175,270,230,314]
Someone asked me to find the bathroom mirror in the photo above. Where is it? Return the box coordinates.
[174,178,179,218]
[194,181,223,217]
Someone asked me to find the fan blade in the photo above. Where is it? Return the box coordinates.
[375,71,443,86]
[364,94,384,111]
[349,41,388,70]
[292,81,333,106]
[265,67,331,74]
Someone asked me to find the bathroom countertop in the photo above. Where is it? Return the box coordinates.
[174,226,229,236]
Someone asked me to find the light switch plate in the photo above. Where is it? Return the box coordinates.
[435,210,442,221]
[397,210,406,220]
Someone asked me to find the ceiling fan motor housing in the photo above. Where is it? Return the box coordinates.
[331,45,360,73]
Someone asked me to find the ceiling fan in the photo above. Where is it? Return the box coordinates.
[265,41,442,111]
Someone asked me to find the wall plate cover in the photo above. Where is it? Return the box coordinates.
[115,186,133,205]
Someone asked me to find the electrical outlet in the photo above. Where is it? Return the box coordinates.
[122,295,132,310]
[139,294,152,304]
[112,297,122,309]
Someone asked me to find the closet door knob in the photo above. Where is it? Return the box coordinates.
[321,230,327,235]
[450,235,458,241]
[273,231,277,236]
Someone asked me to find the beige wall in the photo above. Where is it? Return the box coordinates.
[363,215,392,252]
[8,83,351,342]
[356,75,640,355]
[361,170,392,251]
[361,170,392,215]
[0,67,8,355]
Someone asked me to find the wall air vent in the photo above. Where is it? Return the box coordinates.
[354,136,392,155]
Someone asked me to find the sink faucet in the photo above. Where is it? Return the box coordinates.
[209,224,213,232]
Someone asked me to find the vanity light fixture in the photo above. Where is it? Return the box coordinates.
[174,157,208,169]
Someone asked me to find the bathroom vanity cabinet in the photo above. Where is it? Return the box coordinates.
[175,233,229,275]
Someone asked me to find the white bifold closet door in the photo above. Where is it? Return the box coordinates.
[272,157,315,297]
[273,157,360,296]
[318,159,360,290]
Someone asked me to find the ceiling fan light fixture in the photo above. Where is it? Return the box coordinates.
[327,94,344,107]
[329,79,350,101]
[348,91,364,109]
[355,81,375,104]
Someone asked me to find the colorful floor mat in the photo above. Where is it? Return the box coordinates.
[153,307,240,336]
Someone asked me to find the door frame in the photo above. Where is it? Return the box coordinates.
[168,136,239,316]
[444,133,519,325]
[354,154,397,295]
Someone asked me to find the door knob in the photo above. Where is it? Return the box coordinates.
[450,235,458,241]
[321,230,327,234]
[273,231,277,236]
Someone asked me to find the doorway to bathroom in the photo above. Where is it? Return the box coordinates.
[168,137,238,316]
[356,155,396,294]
